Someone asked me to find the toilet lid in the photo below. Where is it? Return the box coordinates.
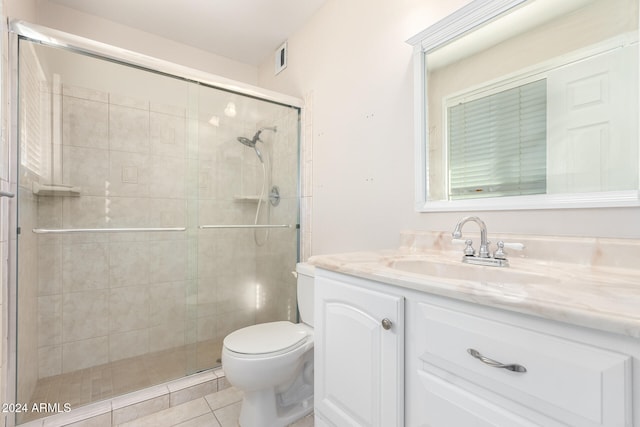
[224,321,308,355]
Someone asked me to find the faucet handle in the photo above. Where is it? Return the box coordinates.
[502,241,525,251]
[452,238,477,256]
[494,241,507,259]
[463,239,475,256]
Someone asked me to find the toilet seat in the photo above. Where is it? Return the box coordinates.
[223,321,310,357]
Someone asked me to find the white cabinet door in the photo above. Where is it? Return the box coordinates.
[315,271,404,427]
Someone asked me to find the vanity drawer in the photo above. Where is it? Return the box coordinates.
[415,370,542,427]
[415,302,631,427]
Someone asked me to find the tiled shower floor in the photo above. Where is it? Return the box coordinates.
[20,339,223,424]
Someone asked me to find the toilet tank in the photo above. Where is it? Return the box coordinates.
[296,262,315,327]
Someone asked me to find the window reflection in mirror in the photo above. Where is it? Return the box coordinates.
[414,0,639,209]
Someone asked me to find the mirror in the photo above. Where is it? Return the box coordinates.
[408,0,639,211]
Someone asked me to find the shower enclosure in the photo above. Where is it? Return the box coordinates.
[11,22,300,424]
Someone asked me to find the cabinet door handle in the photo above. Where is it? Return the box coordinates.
[467,348,527,373]
[381,318,392,330]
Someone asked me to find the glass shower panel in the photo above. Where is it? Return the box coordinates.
[191,84,300,371]
[16,39,193,423]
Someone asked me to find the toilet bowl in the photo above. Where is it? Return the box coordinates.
[222,263,315,427]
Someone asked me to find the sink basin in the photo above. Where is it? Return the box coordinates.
[384,256,560,285]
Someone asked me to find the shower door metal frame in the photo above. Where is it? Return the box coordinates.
[10,20,303,108]
[5,20,303,427]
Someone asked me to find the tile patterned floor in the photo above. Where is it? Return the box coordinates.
[117,387,314,427]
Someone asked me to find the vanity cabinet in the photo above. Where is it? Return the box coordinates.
[314,269,405,427]
[314,268,640,427]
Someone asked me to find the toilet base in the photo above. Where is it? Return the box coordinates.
[239,387,313,427]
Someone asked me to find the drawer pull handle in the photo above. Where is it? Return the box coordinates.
[381,318,392,330]
[467,348,527,373]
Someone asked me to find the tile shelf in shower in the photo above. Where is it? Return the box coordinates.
[32,182,81,197]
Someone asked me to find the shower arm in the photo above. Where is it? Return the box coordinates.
[253,126,278,143]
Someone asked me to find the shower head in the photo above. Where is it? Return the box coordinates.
[236,126,277,163]
[237,136,264,163]
[237,136,256,148]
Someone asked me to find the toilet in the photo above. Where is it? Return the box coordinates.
[222,263,315,427]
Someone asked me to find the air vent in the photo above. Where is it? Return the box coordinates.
[275,41,287,75]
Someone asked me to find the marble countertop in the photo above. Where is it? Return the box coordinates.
[308,231,640,339]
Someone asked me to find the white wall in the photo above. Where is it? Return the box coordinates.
[258,0,640,255]
[4,0,640,255]
[5,0,258,85]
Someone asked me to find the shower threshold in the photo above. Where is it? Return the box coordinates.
[18,339,223,425]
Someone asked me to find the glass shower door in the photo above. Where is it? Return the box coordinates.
[16,38,194,422]
[14,30,300,424]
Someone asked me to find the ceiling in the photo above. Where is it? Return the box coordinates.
[46,0,326,65]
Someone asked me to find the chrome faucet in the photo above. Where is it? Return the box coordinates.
[452,216,489,258]
[452,216,510,267]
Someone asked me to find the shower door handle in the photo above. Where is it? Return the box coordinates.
[0,191,14,198]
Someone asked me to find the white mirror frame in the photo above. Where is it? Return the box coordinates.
[407,0,640,212]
